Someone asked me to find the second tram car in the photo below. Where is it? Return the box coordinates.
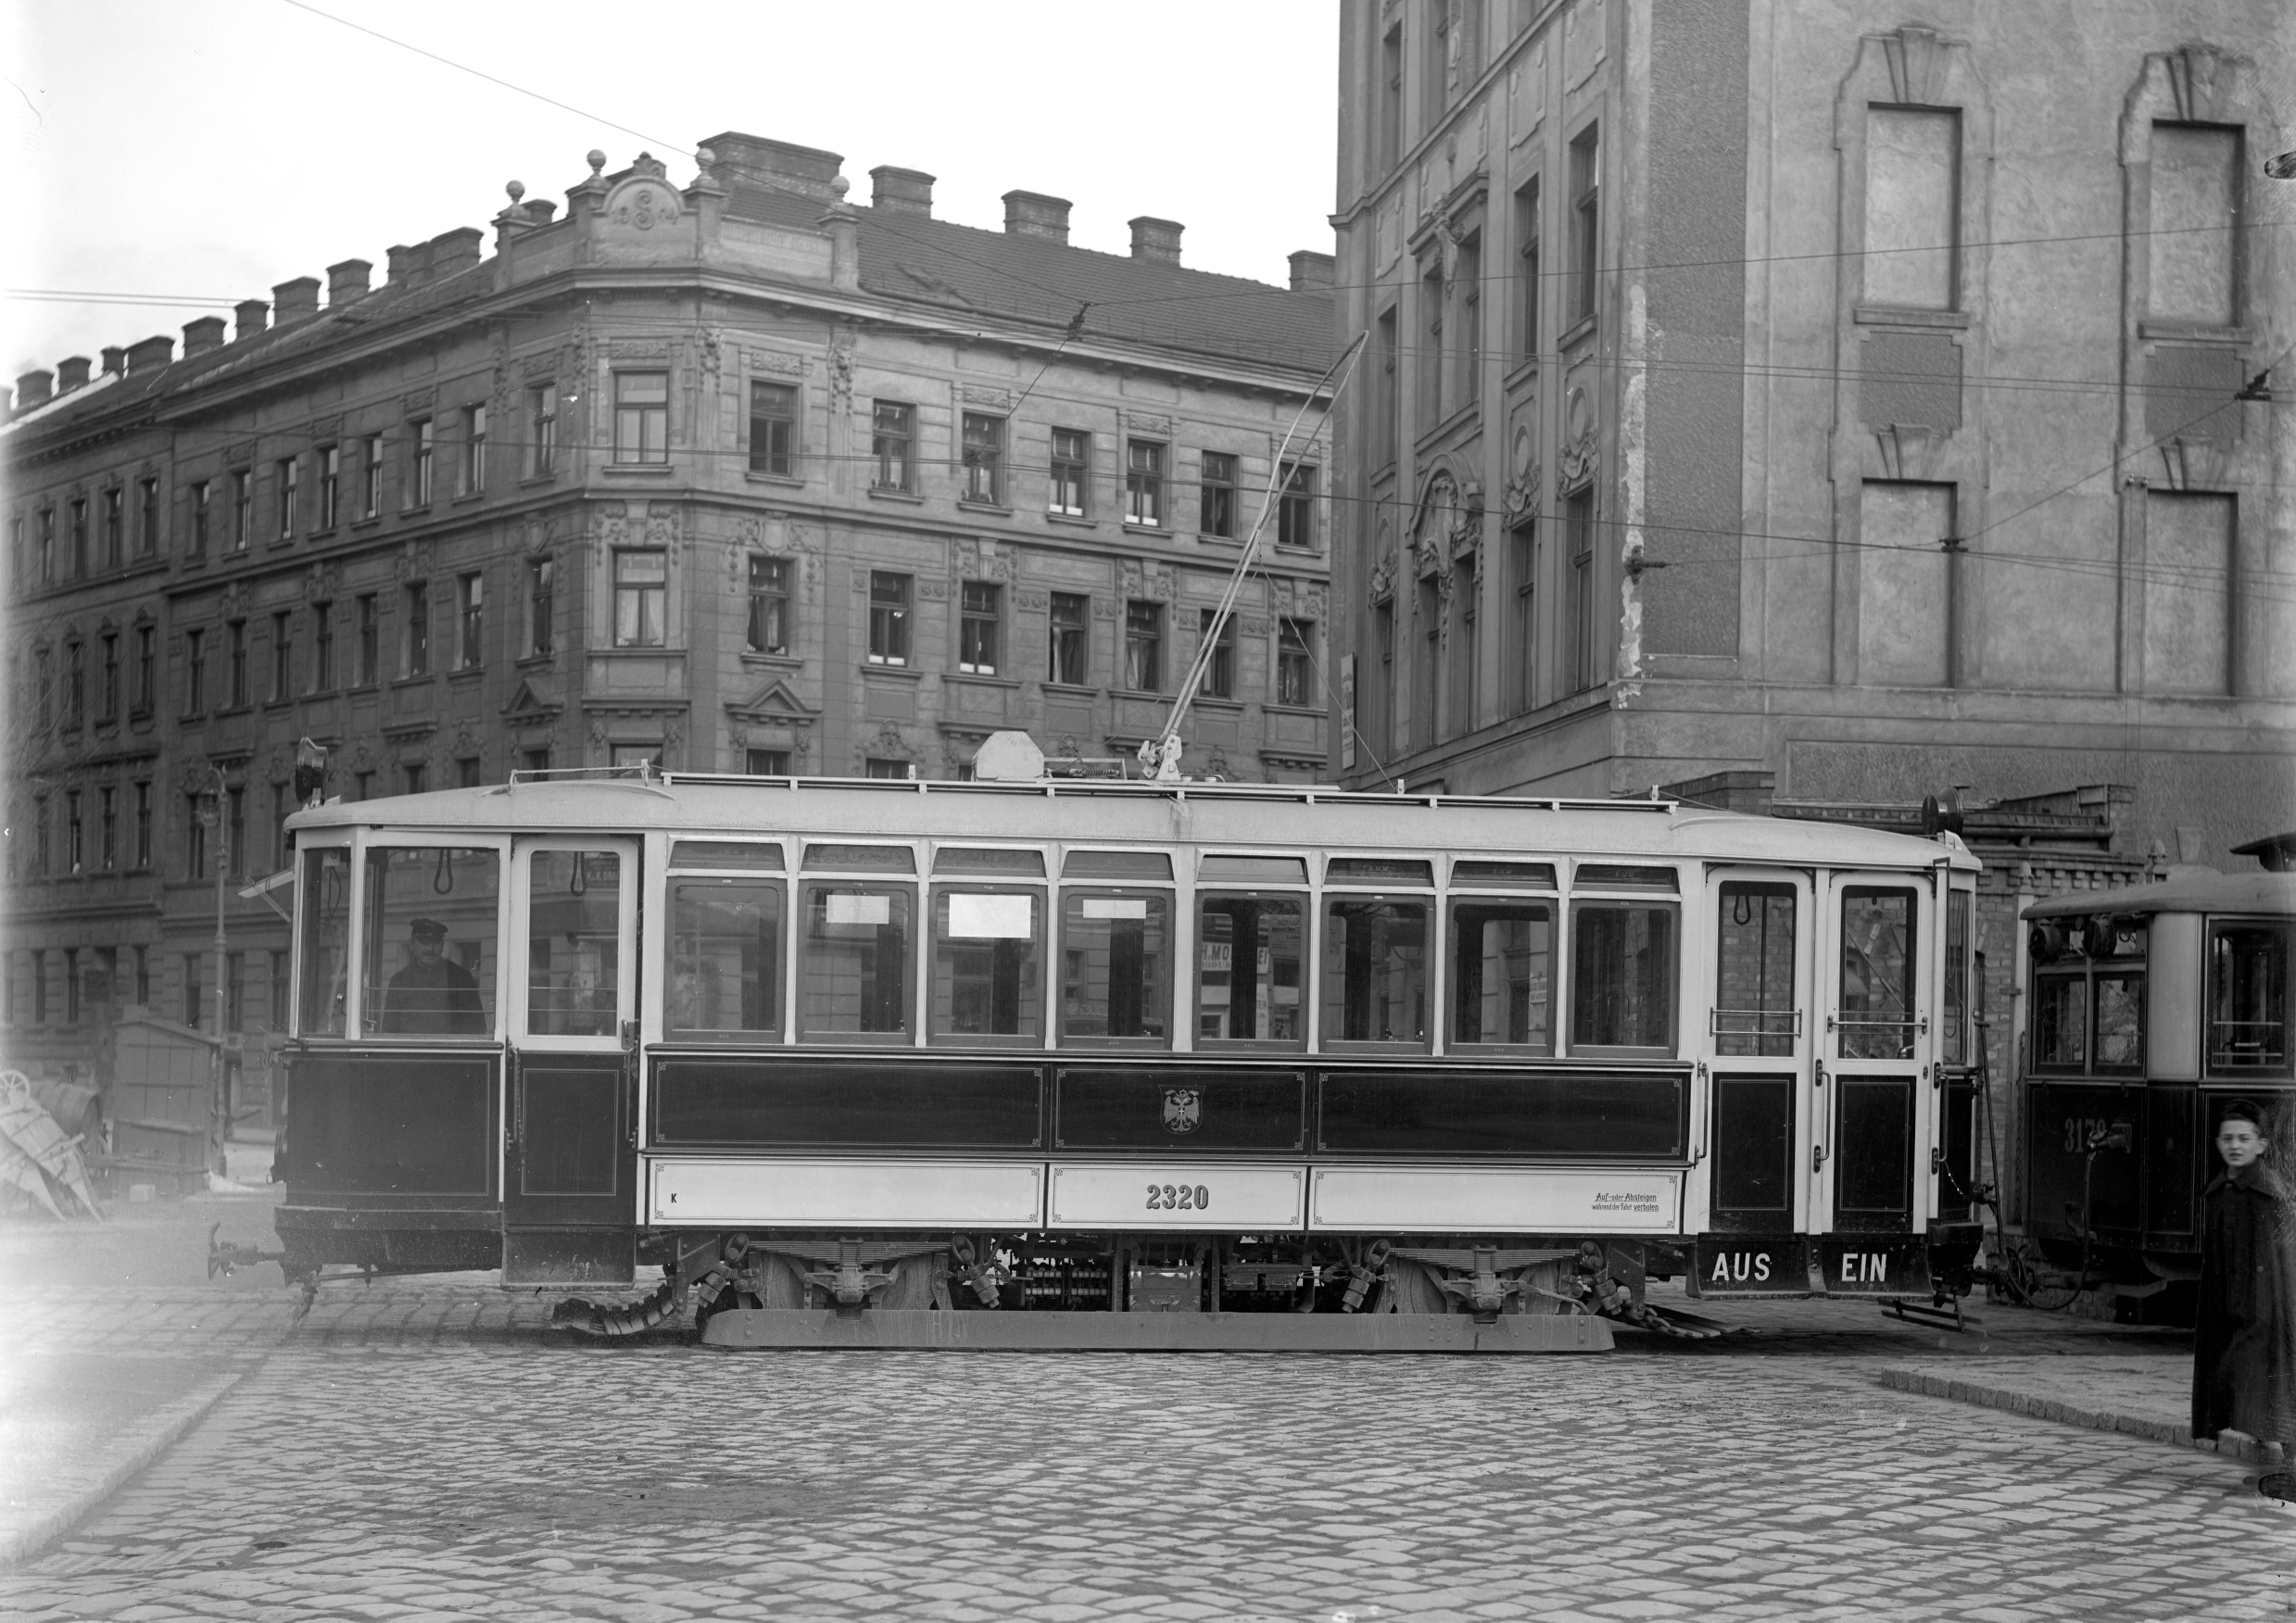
[271,768,1984,1349]
[2019,868,2296,1310]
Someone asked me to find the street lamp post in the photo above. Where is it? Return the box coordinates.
[198,762,229,1175]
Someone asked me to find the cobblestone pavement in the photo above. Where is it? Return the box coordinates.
[6,1195,2284,1622]
[2,1315,2290,1619]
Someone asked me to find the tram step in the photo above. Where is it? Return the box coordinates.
[698,1308,1614,1353]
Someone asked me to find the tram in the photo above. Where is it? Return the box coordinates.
[2018,866,2295,1312]
[268,753,1984,1349]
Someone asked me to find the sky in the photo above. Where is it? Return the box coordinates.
[3,0,1340,379]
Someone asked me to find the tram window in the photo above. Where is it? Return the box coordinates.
[800,882,914,1039]
[1062,849,1172,882]
[1448,901,1552,1051]
[2209,923,2290,1075]
[931,887,1043,1041]
[2032,973,2088,1071]
[1059,890,1171,1042]
[1838,888,1915,1060]
[1715,883,1797,1058]
[361,846,499,1038]
[1327,856,1433,886]
[933,847,1047,876]
[669,840,783,872]
[1571,901,1677,1054]
[1323,897,1428,1045]
[1195,893,1306,1047]
[524,850,618,1038]
[2028,914,2145,1075]
[1575,864,1678,892]
[2095,971,2144,1070]
[297,846,351,1037]
[803,843,915,874]
[1452,860,1557,889]
[1200,854,1308,886]
[667,879,781,1040]
[1942,891,1971,1065]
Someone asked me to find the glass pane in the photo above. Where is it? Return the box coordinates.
[931,889,1043,1040]
[1571,903,1677,1052]
[524,850,619,1038]
[1062,849,1171,881]
[1449,902,1553,1050]
[1837,888,1915,1060]
[803,843,915,873]
[2210,925,2290,1072]
[1195,894,1305,1045]
[1716,884,1796,1058]
[362,846,499,1037]
[934,848,1045,875]
[670,840,783,872]
[1943,891,1970,1064]
[1327,857,1432,886]
[2032,975,2088,1070]
[1060,891,1170,1042]
[1323,900,1427,1043]
[297,847,351,1036]
[801,882,913,1036]
[1200,854,1307,886]
[668,879,781,1038]
[1452,861,1558,889]
[2095,973,2143,1071]
[1576,864,1677,891]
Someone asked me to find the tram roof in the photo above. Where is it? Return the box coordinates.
[290,774,1977,873]
[2024,869,2296,922]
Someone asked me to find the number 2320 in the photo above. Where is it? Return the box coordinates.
[1145,1184,1212,1211]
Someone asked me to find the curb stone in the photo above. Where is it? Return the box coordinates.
[1876,1365,2287,1466]
[0,1368,248,1570]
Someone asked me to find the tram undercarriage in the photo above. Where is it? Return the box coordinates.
[521,1228,1736,1350]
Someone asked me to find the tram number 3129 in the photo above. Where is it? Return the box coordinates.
[1145,1184,1213,1211]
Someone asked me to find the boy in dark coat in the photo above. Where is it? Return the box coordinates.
[2192,1098,2296,1475]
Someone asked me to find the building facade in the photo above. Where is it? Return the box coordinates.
[1,133,1334,1101]
[1327,0,2291,851]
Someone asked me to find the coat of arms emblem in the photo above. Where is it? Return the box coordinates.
[1161,1088,1202,1135]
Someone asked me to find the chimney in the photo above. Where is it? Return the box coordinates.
[16,369,52,407]
[385,244,419,285]
[869,165,935,218]
[272,277,322,321]
[525,199,558,225]
[182,317,227,358]
[427,228,483,279]
[700,131,845,201]
[1003,191,1072,245]
[101,346,126,376]
[327,258,372,305]
[56,356,92,391]
[1287,250,1337,291]
[1129,216,1183,266]
[234,300,269,342]
[125,335,175,374]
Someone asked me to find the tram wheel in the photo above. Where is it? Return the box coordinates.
[2001,1238,2083,1312]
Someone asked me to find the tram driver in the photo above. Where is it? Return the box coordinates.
[383,916,488,1035]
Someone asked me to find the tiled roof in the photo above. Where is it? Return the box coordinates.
[723,182,1335,378]
[10,180,1334,443]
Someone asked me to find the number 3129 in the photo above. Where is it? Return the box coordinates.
[1145,1184,1211,1211]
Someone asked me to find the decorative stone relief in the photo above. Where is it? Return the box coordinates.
[603,159,683,232]
[826,328,856,409]
[697,326,724,379]
[522,349,558,378]
[1503,424,1542,523]
[752,349,805,376]
[399,388,434,416]
[961,384,1014,409]
[1557,386,1596,491]
[309,414,343,439]
[611,338,675,359]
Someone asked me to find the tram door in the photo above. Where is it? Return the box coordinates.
[1815,873,1930,1281]
[1701,871,1813,1245]
[503,837,641,1285]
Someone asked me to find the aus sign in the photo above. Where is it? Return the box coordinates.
[1687,1237,1810,1299]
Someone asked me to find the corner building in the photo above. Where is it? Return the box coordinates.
[1327,1,2292,855]
[1,135,1333,1101]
